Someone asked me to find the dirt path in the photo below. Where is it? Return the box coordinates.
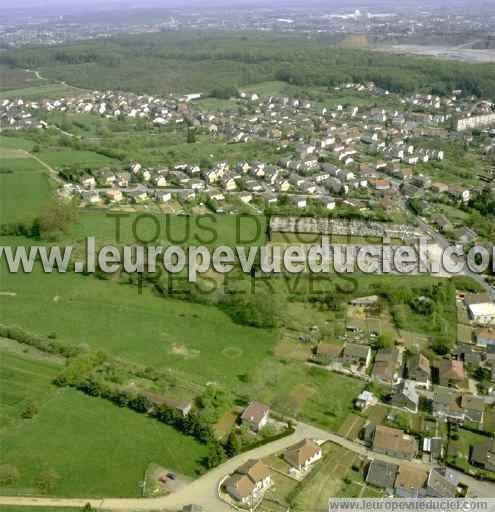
[26,151,63,185]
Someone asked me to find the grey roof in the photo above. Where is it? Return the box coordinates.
[366,460,398,489]
[427,468,458,498]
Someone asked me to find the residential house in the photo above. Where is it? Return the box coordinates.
[394,463,428,495]
[283,439,322,474]
[470,439,495,472]
[155,191,172,203]
[454,343,482,368]
[97,169,116,186]
[80,175,96,189]
[372,425,418,460]
[105,188,123,203]
[313,343,342,365]
[365,460,398,490]
[448,185,470,203]
[241,401,270,432]
[432,388,465,423]
[153,175,168,188]
[115,171,130,187]
[391,380,419,413]
[289,196,307,209]
[318,196,336,210]
[341,343,372,370]
[426,468,458,498]
[224,459,272,505]
[128,190,148,203]
[407,353,431,389]
[372,348,401,384]
[460,394,485,424]
[239,192,253,204]
[437,359,465,388]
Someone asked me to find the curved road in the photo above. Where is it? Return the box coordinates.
[1,421,494,511]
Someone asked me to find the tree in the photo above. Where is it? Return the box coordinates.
[206,441,226,469]
[35,468,61,493]
[36,198,79,240]
[375,331,394,350]
[431,336,453,356]
[225,430,242,457]
[0,464,20,486]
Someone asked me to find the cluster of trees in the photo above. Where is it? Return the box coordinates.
[371,281,457,354]
[53,353,229,468]
[0,324,86,359]
[0,198,80,240]
[3,32,494,98]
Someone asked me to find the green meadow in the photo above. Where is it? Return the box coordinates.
[0,154,53,224]
[35,149,118,170]
[0,256,276,388]
[0,384,207,497]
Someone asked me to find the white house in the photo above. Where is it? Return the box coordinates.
[240,401,270,432]
[224,459,272,505]
[284,439,322,475]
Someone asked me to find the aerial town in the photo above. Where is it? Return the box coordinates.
[0,2,495,512]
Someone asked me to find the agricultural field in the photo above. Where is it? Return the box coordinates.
[0,150,53,224]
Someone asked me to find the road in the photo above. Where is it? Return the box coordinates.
[1,421,494,511]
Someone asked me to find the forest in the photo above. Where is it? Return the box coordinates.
[2,31,495,98]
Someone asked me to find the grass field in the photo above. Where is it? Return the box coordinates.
[0,349,62,429]
[72,210,267,248]
[0,257,276,389]
[0,84,82,101]
[0,387,207,497]
[36,149,118,170]
[0,153,53,224]
[0,136,36,152]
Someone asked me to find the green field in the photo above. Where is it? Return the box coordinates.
[0,350,62,429]
[0,84,82,101]
[36,149,118,170]
[0,386,207,497]
[72,210,266,247]
[0,257,276,388]
[0,155,53,224]
[0,137,36,151]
